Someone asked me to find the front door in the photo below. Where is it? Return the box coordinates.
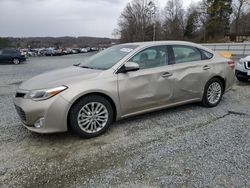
[117,45,175,116]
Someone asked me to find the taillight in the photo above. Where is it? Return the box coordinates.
[228,60,235,69]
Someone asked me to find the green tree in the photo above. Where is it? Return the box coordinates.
[205,0,233,39]
[184,9,199,38]
[0,38,11,48]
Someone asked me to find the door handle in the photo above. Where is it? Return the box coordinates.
[203,65,211,70]
[161,72,173,78]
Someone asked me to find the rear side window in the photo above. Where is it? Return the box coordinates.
[172,45,202,64]
[200,49,213,59]
[3,49,18,55]
[0,50,2,55]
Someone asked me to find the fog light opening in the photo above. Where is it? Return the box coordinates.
[34,117,45,128]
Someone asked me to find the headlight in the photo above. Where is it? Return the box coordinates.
[24,86,68,101]
[238,61,244,65]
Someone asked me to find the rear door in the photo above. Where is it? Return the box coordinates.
[168,45,213,102]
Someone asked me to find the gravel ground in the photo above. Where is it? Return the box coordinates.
[0,54,250,187]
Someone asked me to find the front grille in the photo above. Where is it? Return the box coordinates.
[246,61,250,69]
[15,105,26,122]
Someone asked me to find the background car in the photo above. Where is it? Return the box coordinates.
[235,55,250,81]
[0,48,26,64]
[14,41,235,138]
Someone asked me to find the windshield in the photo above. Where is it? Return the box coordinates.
[79,44,138,70]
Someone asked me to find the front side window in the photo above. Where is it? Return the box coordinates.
[80,44,138,70]
[129,46,168,69]
[172,45,202,64]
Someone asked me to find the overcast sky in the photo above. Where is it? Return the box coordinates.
[0,0,200,38]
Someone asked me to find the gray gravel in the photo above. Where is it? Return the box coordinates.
[0,54,250,187]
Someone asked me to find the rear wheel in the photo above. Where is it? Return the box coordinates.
[201,78,223,107]
[69,95,114,138]
[13,58,20,65]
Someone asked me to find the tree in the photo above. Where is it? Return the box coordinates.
[205,0,233,39]
[116,0,161,43]
[231,0,250,34]
[184,5,200,38]
[162,0,185,40]
[0,38,11,48]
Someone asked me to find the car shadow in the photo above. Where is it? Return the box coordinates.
[0,61,28,65]
[115,102,198,126]
[236,80,250,86]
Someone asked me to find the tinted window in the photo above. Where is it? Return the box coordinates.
[200,49,213,59]
[0,50,2,55]
[80,45,138,70]
[3,49,18,55]
[172,45,201,64]
[129,46,168,69]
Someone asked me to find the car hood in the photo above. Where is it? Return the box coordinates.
[241,56,250,61]
[19,66,102,90]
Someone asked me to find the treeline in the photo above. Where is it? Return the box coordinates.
[115,0,250,43]
[0,37,117,48]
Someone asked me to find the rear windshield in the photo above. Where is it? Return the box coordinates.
[80,44,138,70]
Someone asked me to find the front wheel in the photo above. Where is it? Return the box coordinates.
[13,58,20,65]
[69,95,114,138]
[201,78,223,107]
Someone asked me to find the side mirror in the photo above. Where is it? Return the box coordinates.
[118,62,140,73]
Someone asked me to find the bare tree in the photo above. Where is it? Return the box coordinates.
[231,0,250,34]
[162,0,185,40]
[115,0,161,43]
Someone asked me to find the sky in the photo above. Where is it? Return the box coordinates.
[0,0,200,38]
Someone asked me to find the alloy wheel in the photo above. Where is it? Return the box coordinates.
[207,82,222,104]
[77,102,109,133]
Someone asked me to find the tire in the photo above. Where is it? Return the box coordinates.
[13,58,20,65]
[201,78,223,107]
[236,76,248,82]
[69,95,114,138]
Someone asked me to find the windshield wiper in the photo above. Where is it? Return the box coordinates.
[73,63,80,66]
[74,64,106,70]
[74,64,95,69]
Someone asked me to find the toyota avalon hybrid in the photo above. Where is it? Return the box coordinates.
[14,41,235,138]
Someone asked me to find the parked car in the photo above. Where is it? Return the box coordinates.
[45,48,54,56]
[235,55,250,81]
[53,49,64,56]
[90,47,98,51]
[0,48,26,64]
[14,41,235,138]
[62,48,71,55]
[72,48,81,54]
[80,48,88,53]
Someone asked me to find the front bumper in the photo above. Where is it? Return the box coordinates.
[14,95,70,133]
[235,69,250,79]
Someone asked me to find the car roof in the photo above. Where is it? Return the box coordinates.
[122,40,198,47]
[119,40,214,54]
